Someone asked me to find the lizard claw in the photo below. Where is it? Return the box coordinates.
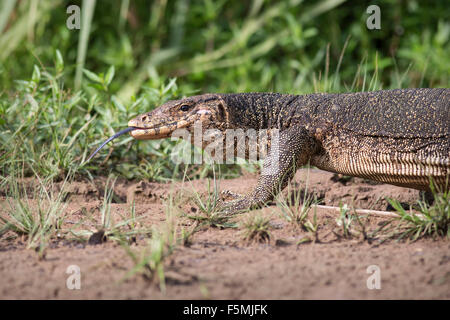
[220,190,244,201]
[217,196,258,216]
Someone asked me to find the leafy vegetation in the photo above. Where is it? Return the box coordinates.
[276,179,319,229]
[0,1,448,251]
[386,184,449,241]
[0,166,71,252]
[241,214,272,243]
[187,177,238,229]
[122,189,197,291]
[0,0,448,182]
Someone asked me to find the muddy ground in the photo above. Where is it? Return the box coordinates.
[0,169,449,299]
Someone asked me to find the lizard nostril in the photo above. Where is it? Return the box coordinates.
[142,115,147,121]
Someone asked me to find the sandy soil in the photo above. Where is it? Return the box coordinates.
[0,169,449,299]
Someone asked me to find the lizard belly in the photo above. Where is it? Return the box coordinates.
[312,151,449,190]
[310,132,449,191]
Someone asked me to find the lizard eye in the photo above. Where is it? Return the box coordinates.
[180,104,191,112]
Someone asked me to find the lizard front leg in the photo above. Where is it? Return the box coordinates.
[220,127,316,214]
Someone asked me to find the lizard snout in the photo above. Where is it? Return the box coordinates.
[128,114,150,128]
[127,118,139,128]
[127,112,190,140]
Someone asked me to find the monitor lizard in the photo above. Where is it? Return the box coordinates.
[88,88,449,213]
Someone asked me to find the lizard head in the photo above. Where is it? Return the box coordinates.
[128,94,229,140]
[85,94,230,162]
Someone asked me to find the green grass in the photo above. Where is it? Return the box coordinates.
[1,1,448,92]
[1,1,448,184]
[334,203,355,239]
[276,180,319,229]
[68,175,154,244]
[94,176,151,243]
[0,166,71,253]
[122,225,172,292]
[241,214,272,244]
[274,168,320,241]
[386,183,449,241]
[0,56,233,182]
[121,189,196,292]
[0,1,448,256]
[187,177,238,229]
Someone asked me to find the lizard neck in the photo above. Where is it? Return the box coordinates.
[220,92,299,130]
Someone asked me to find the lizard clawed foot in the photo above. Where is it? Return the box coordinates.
[216,190,252,215]
[220,190,244,201]
[217,195,262,216]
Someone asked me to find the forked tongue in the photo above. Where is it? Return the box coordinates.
[86,127,136,162]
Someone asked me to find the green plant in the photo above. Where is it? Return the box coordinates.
[386,183,449,241]
[187,172,238,229]
[335,203,355,239]
[241,214,272,243]
[276,181,319,228]
[122,225,172,293]
[121,189,193,292]
[69,176,152,244]
[0,166,71,252]
[1,1,447,184]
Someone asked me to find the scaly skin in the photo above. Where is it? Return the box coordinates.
[128,89,450,213]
